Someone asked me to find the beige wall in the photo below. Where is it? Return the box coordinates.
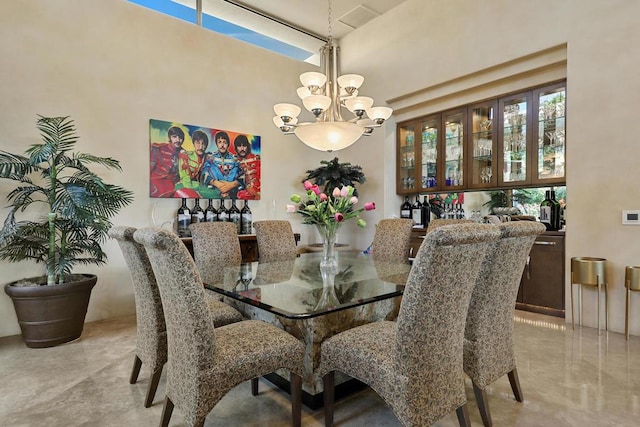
[339,0,640,333]
[1,0,639,337]
[0,0,352,337]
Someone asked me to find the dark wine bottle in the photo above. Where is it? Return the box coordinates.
[190,198,204,224]
[411,196,422,227]
[205,199,218,222]
[240,200,252,235]
[400,196,412,219]
[218,198,229,222]
[540,190,560,231]
[176,198,191,237]
[421,195,431,228]
[229,199,241,234]
[457,203,465,219]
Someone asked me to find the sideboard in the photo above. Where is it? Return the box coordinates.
[181,233,301,262]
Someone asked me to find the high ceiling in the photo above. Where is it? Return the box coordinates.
[224,0,407,40]
[156,1,408,64]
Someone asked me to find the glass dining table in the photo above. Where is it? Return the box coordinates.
[202,251,411,409]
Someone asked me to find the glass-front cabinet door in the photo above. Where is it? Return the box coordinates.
[533,82,566,185]
[420,116,439,190]
[442,108,466,190]
[467,100,497,189]
[397,123,417,193]
[498,92,532,186]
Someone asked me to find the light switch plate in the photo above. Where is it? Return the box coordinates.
[622,210,640,225]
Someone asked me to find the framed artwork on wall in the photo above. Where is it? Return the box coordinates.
[149,119,261,200]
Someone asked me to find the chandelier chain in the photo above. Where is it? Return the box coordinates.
[327,0,332,42]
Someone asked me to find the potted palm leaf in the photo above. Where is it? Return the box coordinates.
[303,157,366,197]
[0,115,133,348]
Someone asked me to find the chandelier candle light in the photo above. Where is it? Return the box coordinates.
[273,0,392,152]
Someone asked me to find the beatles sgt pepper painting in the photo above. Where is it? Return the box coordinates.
[149,119,261,200]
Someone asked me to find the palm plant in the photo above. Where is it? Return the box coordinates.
[0,115,133,286]
[303,157,366,196]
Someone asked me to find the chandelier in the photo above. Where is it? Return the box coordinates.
[272,1,392,152]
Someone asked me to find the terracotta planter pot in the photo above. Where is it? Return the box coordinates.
[4,274,97,348]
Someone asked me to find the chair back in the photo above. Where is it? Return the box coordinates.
[253,220,298,262]
[133,227,216,400]
[372,218,414,263]
[395,223,501,419]
[108,226,167,368]
[463,221,545,388]
[426,218,475,233]
[189,222,242,282]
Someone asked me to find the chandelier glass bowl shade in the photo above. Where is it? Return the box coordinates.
[273,41,392,152]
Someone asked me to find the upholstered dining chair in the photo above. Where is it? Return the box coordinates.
[371,218,414,263]
[133,227,304,427]
[463,221,545,427]
[253,220,298,262]
[189,222,242,283]
[108,226,243,409]
[320,223,501,427]
[426,218,475,233]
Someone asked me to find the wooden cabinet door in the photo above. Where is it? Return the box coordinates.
[532,82,566,185]
[498,91,533,186]
[521,235,565,312]
[441,108,466,191]
[467,100,498,189]
[397,121,418,194]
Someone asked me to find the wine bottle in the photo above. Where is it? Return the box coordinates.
[549,190,561,231]
[540,190,560,231]
[400,196,412,219]
[412,196,422,227]
[218,198,229,222]
[458,203,466,219]
[190,198,204,224]
[240,200,252,235]
[205,199,218,222]
[229,199,241,234]
[176,198,191,237]
[421,195,431,228]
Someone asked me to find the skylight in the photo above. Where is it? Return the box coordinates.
[128,0,319,63]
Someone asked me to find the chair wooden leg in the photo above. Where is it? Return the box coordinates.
[130,355,142,384]
[456,403,471,427]
[323,371,335,427]
[159,397,174,427]
[251,377,259,396]
[508,369,524,402]
[472,382,492,427]
[145,367,163,408]
[290,372,302,427]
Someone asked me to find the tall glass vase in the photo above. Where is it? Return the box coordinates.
[315,223,340,273]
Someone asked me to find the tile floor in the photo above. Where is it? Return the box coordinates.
[1,310,639,426]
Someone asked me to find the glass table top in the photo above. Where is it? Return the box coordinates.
[203,252,411,319]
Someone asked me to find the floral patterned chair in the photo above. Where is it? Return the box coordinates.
[320,224,501,427]
[426,218,475,233]
[108,226,243,408]
[253,220,298,262]
[372,218,414,263]
[463,221,545,427]
[189,222,242,285]
[133,227,304,427]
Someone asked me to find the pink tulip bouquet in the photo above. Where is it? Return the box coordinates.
[287,181,375,232]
